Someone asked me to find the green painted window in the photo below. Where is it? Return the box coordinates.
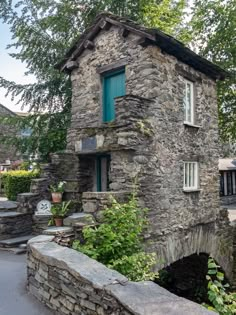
[102,69,126,122]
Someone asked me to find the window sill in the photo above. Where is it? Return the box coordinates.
[183,188,201,193]
[184,122,201,129]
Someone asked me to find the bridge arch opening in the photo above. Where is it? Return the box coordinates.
[156,253,212,303]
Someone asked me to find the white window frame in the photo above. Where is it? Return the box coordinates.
[183,161,199,190]
[184,79,194,125]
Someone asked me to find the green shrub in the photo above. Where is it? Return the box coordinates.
[203,257,236,314]
[73,194,158,281]
[1,170,39,200]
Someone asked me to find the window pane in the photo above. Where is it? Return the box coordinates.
[189,163,192,187]
[186,83,192,122]
[184,163,187,187]
[227,172,232,195]
[184,162,198,189]
[192,163,195,187]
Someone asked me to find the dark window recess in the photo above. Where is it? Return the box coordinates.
[220,173,224,196]
[96,155,110,192]
[220,171,236,196]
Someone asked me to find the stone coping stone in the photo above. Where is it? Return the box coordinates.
[0,201,18,211]
[29,238,128,290]
[63,213,95,226]
[17,192,39,197]
[82,191,130,199]
[29,238,216,315]
[0,211,24,218]
[0,235,34,246]
[106,281,216,315]
[42,227,73,235]
[28,235,54,244]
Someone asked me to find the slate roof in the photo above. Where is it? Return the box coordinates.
[56,12,227,80]
[0,103,16,116]
[219,159,236,171]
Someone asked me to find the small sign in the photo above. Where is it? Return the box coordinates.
[36,200,52,216]
[81,137,97,151]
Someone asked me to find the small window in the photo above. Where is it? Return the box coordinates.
[184,162,199,190]
[184,79,194,124]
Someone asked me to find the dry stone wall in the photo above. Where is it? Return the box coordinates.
[27,236,216,315]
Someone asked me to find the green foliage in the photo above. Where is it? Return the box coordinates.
[1,170,39,200]
[49,181,66,193]
[50,201,71,218]
[73,194,158,281]
[142,0,191,43]
[203,257,236,314]
[0,109,70,162]
[190,0,236,141]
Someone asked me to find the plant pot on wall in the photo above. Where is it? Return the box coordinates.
[54,217,63,227]
[51,192,62,203]
[50,181,66,203]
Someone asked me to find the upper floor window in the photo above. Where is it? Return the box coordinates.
[102,68,126,122]
[184,79,194,124]
[184,161,199,190]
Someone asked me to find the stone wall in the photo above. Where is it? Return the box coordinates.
[65,24,233,276]
[0,212,32,240]
[221,195,236,206]
[27,236,216,315]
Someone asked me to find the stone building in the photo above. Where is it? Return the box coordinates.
[53,13,233,277]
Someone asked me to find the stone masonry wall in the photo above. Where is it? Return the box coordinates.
[66,25,233,276]
[0,212,32,240]
[27,236,216,315]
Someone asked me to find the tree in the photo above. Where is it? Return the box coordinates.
[0,0,188,160]
[190,0,236,141]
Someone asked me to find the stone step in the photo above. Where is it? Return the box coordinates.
[0,201,18,212]
[0,211,23,218]
[63,213,95,226]
[43,226,74,236]
[0,235,34,247]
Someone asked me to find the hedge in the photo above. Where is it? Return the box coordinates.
[1,170,40,201]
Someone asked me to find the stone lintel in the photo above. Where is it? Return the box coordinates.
[96,58,128,74]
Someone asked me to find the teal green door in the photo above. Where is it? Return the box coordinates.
[102,69,125,122]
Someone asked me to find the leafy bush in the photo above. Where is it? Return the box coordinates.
[73,194,158,281]
[204,257,236,314]
[1,170,39,200]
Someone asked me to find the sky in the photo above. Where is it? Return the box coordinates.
[0,20,35,112]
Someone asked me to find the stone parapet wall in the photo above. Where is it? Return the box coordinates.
[27,236,216,315]
[82,191,130,214]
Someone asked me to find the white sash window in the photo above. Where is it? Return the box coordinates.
[184,80,194,124]
[184,162,199,190]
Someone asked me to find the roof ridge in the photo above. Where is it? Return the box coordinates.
[56,12,228,80]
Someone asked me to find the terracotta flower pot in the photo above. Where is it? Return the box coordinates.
[54,217,63,227]
[51,192,62,203]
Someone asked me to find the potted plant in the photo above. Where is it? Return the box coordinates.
[50,181,66,203]
[50,201,71,227]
